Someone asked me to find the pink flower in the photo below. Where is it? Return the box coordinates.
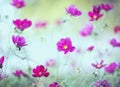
[13,19,32,31]
[13,70,28,77]
[46,59,55,67]
[92,60,106,69]
[57,38,75,54]
[105,62,117,73]
[110,38,120,47]
[11,0,25,9]
[0,56,4,68]
[65,5,82,16]
[35,21,48,29]
[12,35,27,50]
[32,65,49,78]
[114,25,120,33]
[88,5,103,21]
[80,23,93,37]
[55,19,63,26]
[0,73,6,80]
[100,3,113,12]
[49,82,62,87]
[87,46,94,51]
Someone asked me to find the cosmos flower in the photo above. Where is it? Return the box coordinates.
[88,5,103,21]
[110,38,120,47]
[13,19,32,31]
[92,60,106,69]
[56,37,75,54]
[32,65,49,78]
[0,73,6,80]
[117,62,120,69]
[46,59,55,67]
[49,82,62,87]
[87,46,94,51]
[93,80,111,87]
[0,56,4,68]
[105,62,117,73]
[65,5,82,16]
[100,3,113,12]
[35,21,48,29]
[80,23,93,37]
[11,0,25,9]
[12,35,27,50]
[114,25,120,33]
[13,70,28,77]
[93,5,102,13]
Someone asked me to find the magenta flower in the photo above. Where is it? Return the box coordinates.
[65,5,82,16]
[13,70,27,77]
[11,0,25,9]
[100,3,113,12]
[92,60,106,69]
[87,46,94,51]
[49,82,62,87]
[110,38,120,47]
[105,62,117,73]
[93,80,111,87]
[13,19,32,31]
[80,23,93,37]
[114,25,120,33]
[57,38,75,54]
[88,5,103,21]
[12,35,27,50]
[35,21,48,29]
[32,65,49,78]
[0,56,4,68]
[46,59,55,67]
[93,5,102,13]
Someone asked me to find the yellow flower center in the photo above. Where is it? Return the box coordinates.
[63,45,68,49]
[97,64,101,68]
[93,15,97,19]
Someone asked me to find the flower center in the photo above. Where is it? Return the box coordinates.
[63,45,68,49]
[39,72,42,75]
[97,64,101,68]
[93,15,97,19]
[16,4,21,8]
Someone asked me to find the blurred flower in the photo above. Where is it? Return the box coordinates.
[100,3,113,12]
[0,56,4,68]
[0,73,6,80]
[93,5,102,13]
[49,82,62,87]
[93,80,111,87]
[35,21,48,29]
[57,37,75,54]
[32,65,49,78]
[65,5,82,16]
[13,70,28,77]
[88,5,103,21]
[46,59,55,67]
[80,23,93,37]
[11,0,25,9]
[12,35,27,50]
[92,60,106,69]
[117,62,120,69]
[105,62,117,73]
[114,25,120,33]
[56,19,63,26]
[87,46,94,51]
[110,38,120,47]
[13,19,32,31]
